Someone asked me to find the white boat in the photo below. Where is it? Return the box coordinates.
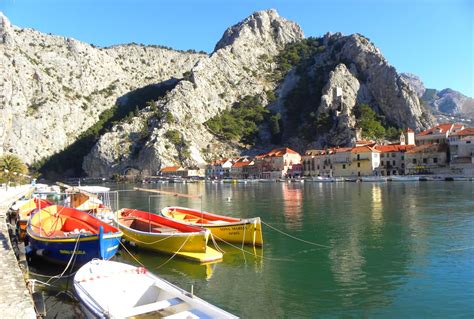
[74,260,238,319]
[389,176,420,182]
[308,176,336,183]
[258,179,276,183]
[361,176,387,182]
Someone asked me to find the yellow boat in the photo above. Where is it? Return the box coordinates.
[115,208,222,263]
[161,206,263,247]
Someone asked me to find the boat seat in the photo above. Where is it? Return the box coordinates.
[163,310,203,319]
[152,227,179,233]
[122,297,184,317]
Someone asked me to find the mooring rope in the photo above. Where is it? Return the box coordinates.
[261,220,331,249]
[45,234,82,284]
[153,235,191,270]
[119,240,146,268]
[212,233,295,262]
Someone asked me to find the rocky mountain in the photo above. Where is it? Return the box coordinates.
[266,33,434,149]
[83,10,304,177]
[401,73,474,117]
[0,12,204,169]
[0,10,436,178]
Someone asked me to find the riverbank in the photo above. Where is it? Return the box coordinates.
[0,185,36,318]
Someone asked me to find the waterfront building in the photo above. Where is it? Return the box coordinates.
[159,166,185,177]
[206,158,234,179]
[404,143,449,175]
[255,147,301,179]
[375,144,415,176]
[343,146,381,177]
[448,127,474,175]
[415,123,464,145]
[302,149,328,177]
[230,158,253,179]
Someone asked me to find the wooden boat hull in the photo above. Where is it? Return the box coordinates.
[161,206,263,246]
[74,260,238,318]
[27,205,122,265]
[27,232,121,265]
[116,209,222,263]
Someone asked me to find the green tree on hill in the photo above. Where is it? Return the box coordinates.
[355,104,386,140]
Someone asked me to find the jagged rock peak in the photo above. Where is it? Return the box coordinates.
[400,73,426,97]
[0,12,11,44]
[214,9,304,52]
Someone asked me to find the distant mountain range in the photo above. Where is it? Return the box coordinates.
[401,73,474,123]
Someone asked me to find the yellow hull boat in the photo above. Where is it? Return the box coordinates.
[115,209,222,263]
[161,206,263,246]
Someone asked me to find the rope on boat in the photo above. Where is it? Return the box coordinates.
[261,220,331,249]
[118,235,192,270]
[211,233,296,262]
[152,235,191,270]
[209,233,226,254]
[45,234,82,284]
[119,240,146,268]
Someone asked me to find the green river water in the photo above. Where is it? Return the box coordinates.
[31,181,474,318]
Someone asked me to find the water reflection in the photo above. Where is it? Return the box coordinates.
[281,183,303,230]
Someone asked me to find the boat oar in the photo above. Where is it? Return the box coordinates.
[133,187,202,199]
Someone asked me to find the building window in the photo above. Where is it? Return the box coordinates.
[392,160,395,165]
[381,161,384,166]
[391,153,396,158]
[467,141,471,144]
[357,162,361,168]
[330,165,333,169]
[342,164,346,169]
[317,165,320,170]
[413,159,417,164]
[381,153,385,158]
[423,158,427,164]
[401,155,404,160]
[393,170,397,175]
[433,158,438,163]
[402,163,405,168]
[357,154,360,160]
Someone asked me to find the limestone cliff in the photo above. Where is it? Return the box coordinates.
[83,10,304,177]
[0,12,203,167]
[271,33,435,149]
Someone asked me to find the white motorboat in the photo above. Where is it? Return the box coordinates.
[360,176,387,182]
[389,176,420,182]
[74,259,238,318]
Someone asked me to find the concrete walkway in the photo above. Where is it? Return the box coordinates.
[0,185,36,318]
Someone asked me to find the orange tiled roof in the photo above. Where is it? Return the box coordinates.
[351,146,380,154]
[450,128,474,137]
[406,143,448,154]
[258,147,300,158]
[417,123,463,137]
[160,166,181,173]
[375,145,415,152]
[232,161,252,168]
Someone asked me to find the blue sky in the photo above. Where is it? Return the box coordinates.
[1,0,472,96]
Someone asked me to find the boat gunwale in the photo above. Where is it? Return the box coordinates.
[161,206,260,227]
[116,221,208,238]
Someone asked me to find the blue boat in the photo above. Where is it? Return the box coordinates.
[26,205,122,266]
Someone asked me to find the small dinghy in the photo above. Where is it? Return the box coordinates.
[115,209,223,263]
[161,206,263,246]
[26,205,122,265]
[74,259,238,318]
